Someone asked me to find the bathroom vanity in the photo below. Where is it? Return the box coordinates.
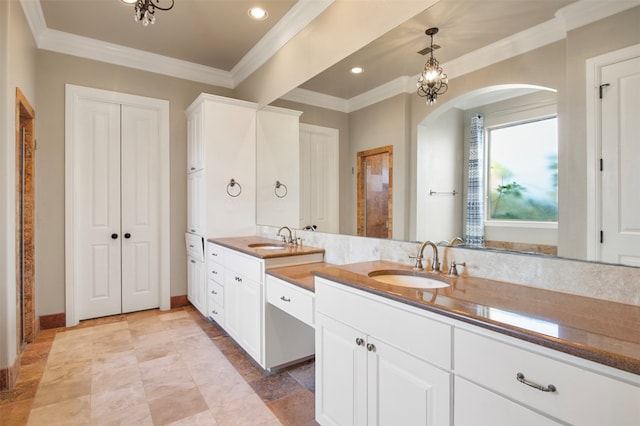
[311,261,640,426]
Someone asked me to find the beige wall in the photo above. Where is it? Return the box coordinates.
[35,51,231,316]
[1,0,37,369]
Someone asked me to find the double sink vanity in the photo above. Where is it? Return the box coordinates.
[189,235,640,425]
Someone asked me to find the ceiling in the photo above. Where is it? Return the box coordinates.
[28,0,634,106]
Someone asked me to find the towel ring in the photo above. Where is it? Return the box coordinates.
[226,179,242,197]
[274,180,288,198]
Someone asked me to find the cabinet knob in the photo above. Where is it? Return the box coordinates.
[235,276,242,283]
[124,233,131,239]
[516,372,556,393]
[355,338,365,346]
[111,233,118,239]
[366,343,376,352]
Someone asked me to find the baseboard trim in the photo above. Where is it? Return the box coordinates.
[40,312,66,330]
[171,295,189,308]
[0,358,20,390]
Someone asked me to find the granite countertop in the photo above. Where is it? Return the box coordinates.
[308,260,640,376]
[209,236,325,259]
[266,262,332,292]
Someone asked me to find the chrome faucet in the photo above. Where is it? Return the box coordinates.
[411,240,440,272]
[277,226,294,244]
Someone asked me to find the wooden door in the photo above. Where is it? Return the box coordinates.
[75,98,123,320]
[120,104,162,313]
[357,146,393,238]
[601,56,640,266]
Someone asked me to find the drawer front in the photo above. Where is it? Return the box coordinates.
[208,261,224,284]
[315,278,451,369]
[207,279,224,306]
[455,328,640,425]
[266,275,314,327]
[224,249,262,282]
[185,233,204,261]
[207,297,224,325]
[207,242,224,265]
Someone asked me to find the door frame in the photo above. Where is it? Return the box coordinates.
[357,145,393,238]
[64,84,171,327]
[15,88,36,344]
[585,43,640,261]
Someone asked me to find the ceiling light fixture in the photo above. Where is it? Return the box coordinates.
[417,27,448,106]
[248,7,268,20]
[351,67,363,74]
[122,0,175,27]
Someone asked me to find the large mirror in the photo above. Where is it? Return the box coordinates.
[257,0,640,266]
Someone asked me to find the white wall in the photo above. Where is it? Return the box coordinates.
[0,0,37,371]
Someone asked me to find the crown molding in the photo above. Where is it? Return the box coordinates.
[291,0,640,113]
[20,0,332,88]
[280,87,349,113]
[232,0,334,86]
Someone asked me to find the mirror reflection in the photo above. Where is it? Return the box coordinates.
[257,0,640,268]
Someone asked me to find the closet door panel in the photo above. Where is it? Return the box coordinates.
[75,99,123,320]
[120,105,161,313]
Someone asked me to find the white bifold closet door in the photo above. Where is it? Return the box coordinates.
[74,98,161,320]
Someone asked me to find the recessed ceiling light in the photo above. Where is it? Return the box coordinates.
[351,67,364,74]
[248,7,268,20]
[120,0,136,4]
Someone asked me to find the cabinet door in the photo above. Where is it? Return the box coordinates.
[240,277,262,363]
[316,313,367,426]
[187,171,204,234]
[455,377,560,426]
[223,270,242,341]
[368,336,451,426]
[187,257,205,314]
[187,106,203,173]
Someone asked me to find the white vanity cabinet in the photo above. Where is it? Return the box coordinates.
[185,93,257,317]
[454,327,640,426]
[315,278,452,426]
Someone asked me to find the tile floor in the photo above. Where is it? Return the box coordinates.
[0,306,318,425]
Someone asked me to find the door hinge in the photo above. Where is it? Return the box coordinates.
[600,158,603,171]
[599,83,610,99]
[600,230,604,244]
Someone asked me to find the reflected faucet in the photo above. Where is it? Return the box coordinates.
[411,240,440,272]
[277,226,293,244]
[448,236,464,246]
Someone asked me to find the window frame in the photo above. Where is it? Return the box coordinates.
[483,102,558,229]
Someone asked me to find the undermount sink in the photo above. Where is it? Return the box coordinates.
[248,242,289,250]
[368,270,450,289]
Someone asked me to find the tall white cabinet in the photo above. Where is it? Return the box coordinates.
[185,94,257,316]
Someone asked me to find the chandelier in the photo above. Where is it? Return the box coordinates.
[417,27,448,106]
[122,0,175,26]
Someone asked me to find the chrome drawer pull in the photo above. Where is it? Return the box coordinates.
[516,372,557,393]
[280,296,291,302]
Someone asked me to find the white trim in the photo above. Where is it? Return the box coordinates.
[585,43,640,262]
[281,87,349,113]
[64,84,171,326]
[232,0,334,86]
[485,220,558,230]
[20,0,331,88]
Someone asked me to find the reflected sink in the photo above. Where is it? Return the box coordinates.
[368,270,450,289]
[248,242,289,250]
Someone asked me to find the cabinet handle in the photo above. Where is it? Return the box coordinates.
[366,343,376,352]
[190,229,196,232]
[516,372,557,393]
[211,290,217,295]
[190,167,196,171]
[355,338,365,346]
[211,270,217,275]
[235,276,242,283]
[189,244,195,248]
[211,309,218,315]
[212,253,218,257]
[280,296,291,302]
[190,259,196,264]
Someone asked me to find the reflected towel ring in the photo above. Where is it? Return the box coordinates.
[226,179,242,197]
[274,180,288,198]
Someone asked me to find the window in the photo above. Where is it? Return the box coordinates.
[487,116,558,222]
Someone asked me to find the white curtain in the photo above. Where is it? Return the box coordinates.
[466,114,485,247]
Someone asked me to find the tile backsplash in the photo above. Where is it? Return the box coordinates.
[257,225,640,306]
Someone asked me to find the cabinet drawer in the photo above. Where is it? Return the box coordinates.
[224,249,262,282]
[208,261,224,284]
[316,278,451,369]
[207,242,224,265]
[208,279,224,306]
[207,297,224,325]
[455,328,640,425]
[185,233,204,261]
[266,275,314,327]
